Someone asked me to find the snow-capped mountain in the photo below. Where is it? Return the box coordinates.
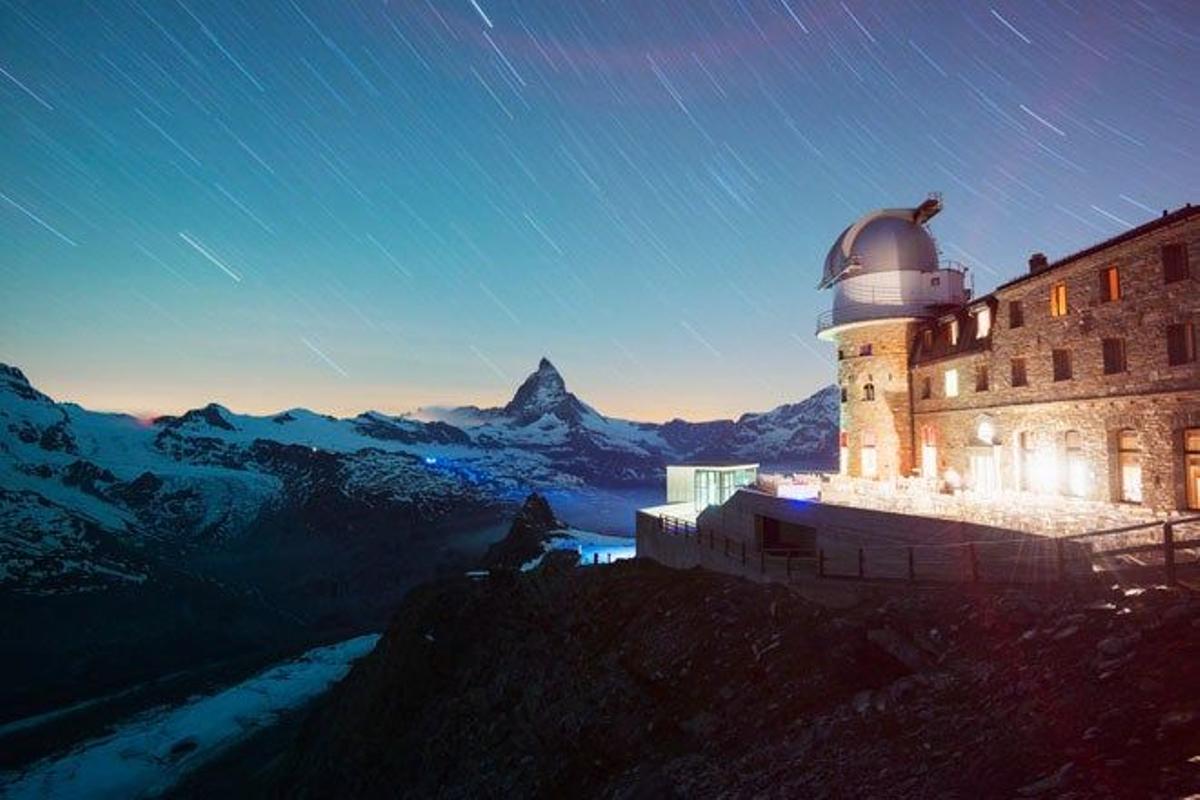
[0,358,834,595]
[0,358,835,722]
[424,358,838,480]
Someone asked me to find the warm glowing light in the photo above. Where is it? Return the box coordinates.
[944,468,962,489]
[944,369,959,398]
[977,420,995,444]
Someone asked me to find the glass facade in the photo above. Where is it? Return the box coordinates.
[693,467,757,511]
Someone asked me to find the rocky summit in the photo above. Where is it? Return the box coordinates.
[273,561,1200,799]
[481,492,563,570]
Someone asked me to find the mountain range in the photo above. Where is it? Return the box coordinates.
[0,357,835,596]
[0,357,834,721]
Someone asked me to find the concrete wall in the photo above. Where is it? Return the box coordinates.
[637,490,1094,584]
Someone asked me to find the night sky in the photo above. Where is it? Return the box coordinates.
[2,1,1197,421]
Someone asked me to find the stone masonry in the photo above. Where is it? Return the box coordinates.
[906,206,1200,511]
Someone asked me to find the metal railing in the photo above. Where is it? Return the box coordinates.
[815,262,971,335]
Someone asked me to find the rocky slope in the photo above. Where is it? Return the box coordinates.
[274,562,1200,799]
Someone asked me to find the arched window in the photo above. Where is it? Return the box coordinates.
[1065,430,1087,497]
[1117,430,1141,503]
[862,383,875,401]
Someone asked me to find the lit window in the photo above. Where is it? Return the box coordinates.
[944,369,959,397]
[1065,430,1087,497]
[1050,283,1068,317]
[1099,266,1121,302]
[860,431,878,479]
[1167,322,1196,366]
[975,306,991,339]
[920,426,938,479]
[1017,431,1037,491]
[1117,430,1141,504]
[1186,428,1200,510]
[947,319,959,346]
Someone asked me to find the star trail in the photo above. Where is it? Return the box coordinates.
[1,1,1197,419]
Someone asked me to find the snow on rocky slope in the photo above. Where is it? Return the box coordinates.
[0,359,835,594]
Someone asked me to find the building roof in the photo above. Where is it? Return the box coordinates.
[910,299,995,366]
[666,462,759,470]
[992,203,1199,294]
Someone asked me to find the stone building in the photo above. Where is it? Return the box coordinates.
[819,199,1200,513]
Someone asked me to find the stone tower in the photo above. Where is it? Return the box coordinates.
[816,195,969,480]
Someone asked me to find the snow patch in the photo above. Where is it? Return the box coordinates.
[0,634,379,799]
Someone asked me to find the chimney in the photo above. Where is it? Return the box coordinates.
[1028,252,1049,274]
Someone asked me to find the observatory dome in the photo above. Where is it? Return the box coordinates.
[819,205,940,289]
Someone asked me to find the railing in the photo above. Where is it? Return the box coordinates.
[653,511,1200,587]
[814,262,971,335]
[1062,515,1200,585]
[657,515,697,537]
[814,536,1092,584]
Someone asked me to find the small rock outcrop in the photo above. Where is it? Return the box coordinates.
[482,492,562,570]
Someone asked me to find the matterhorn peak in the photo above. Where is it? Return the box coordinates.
[502,357,590,423]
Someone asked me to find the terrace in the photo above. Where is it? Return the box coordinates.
[637,469,1200,589]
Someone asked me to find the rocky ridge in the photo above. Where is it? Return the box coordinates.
[275,562,1200,798]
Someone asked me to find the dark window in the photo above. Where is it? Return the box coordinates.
[975,364,989,392]
[840,385,848,403]
[837,349,844,360]
[860,343,873,356]
[862,383,875,401]
[1102,338,1126,374]
[1099,266,1121,302]
[920,376,931,399]
[922,329,933,349]
[1052,349,1072,381]
[1167,322,1197,366]
[1011,358,1027,387]
[1009,300,1024,329]
[1163,243,1190,284]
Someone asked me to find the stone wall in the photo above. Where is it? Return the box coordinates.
[907,210,1200,511]
[834,320,916,480]
[816,474,1167,536]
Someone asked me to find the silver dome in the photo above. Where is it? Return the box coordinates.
[819,200,941,288]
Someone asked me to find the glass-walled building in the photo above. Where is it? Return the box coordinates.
[666,463,759,512]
